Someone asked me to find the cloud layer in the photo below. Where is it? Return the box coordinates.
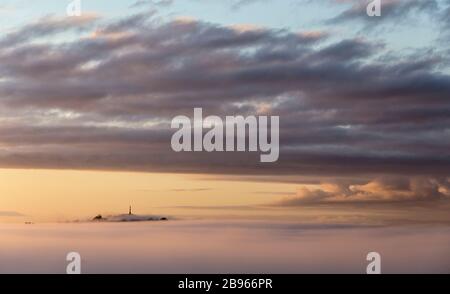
[277,177,450,205]
[0,5,449,187]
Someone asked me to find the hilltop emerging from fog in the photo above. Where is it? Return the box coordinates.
[92,214,168,222]
[91,206,168,222]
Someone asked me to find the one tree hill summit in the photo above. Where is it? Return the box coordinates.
[92,206,168,222]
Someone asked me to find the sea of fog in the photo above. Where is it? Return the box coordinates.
[0,220,449,274]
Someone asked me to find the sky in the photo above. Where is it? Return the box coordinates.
[0,0,450,222]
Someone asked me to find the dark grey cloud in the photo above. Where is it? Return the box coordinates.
[0,12,449,183]
[0,14,98,48]
[440,0,450,32]
[326,0,440,26]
